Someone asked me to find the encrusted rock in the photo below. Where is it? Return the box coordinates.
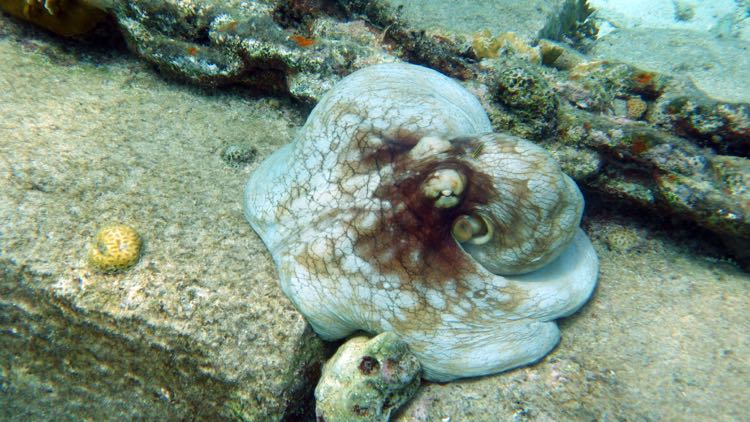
[626,97,648,120]
[109,0,396,102]
[539,38,587,70]
[315,333,421,422]
[545,60,750,265]
[652,88,750,156]
[481,55,560,140]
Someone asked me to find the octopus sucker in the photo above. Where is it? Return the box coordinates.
[244,62,598,381]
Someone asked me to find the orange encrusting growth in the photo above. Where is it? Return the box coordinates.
[632,71,654,85]
[630,136,650,155]
[290,34,316,47]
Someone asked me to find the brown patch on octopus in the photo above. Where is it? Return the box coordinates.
[493,283,528,313]
[350,136,500,290]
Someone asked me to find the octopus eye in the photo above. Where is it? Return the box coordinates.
[421,168,466,208]
[451,214,493,245]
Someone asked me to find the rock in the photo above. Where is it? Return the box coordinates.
[557,107,750,242]
[0,19,324,421]
[110,0,396,103]
[590,28,750,103]
[103,0,594,91]
[102,0,595,94]
[542,60,750,262]
[315,333,421,422]
[651,86,750,156]
[481,55,560,139]
[539,38,587,70]
[359,0,590,43]
[344,0,594,77]
[588,0,746,40]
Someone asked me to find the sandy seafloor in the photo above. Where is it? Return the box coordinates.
[0,1,749,421]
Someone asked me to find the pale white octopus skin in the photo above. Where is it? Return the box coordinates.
[244,63,598,382]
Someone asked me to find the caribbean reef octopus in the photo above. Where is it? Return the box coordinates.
[244,62,598,382]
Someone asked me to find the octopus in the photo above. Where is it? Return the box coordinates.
[244,63,598,382]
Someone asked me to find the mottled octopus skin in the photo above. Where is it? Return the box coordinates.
[244,63,598,381]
